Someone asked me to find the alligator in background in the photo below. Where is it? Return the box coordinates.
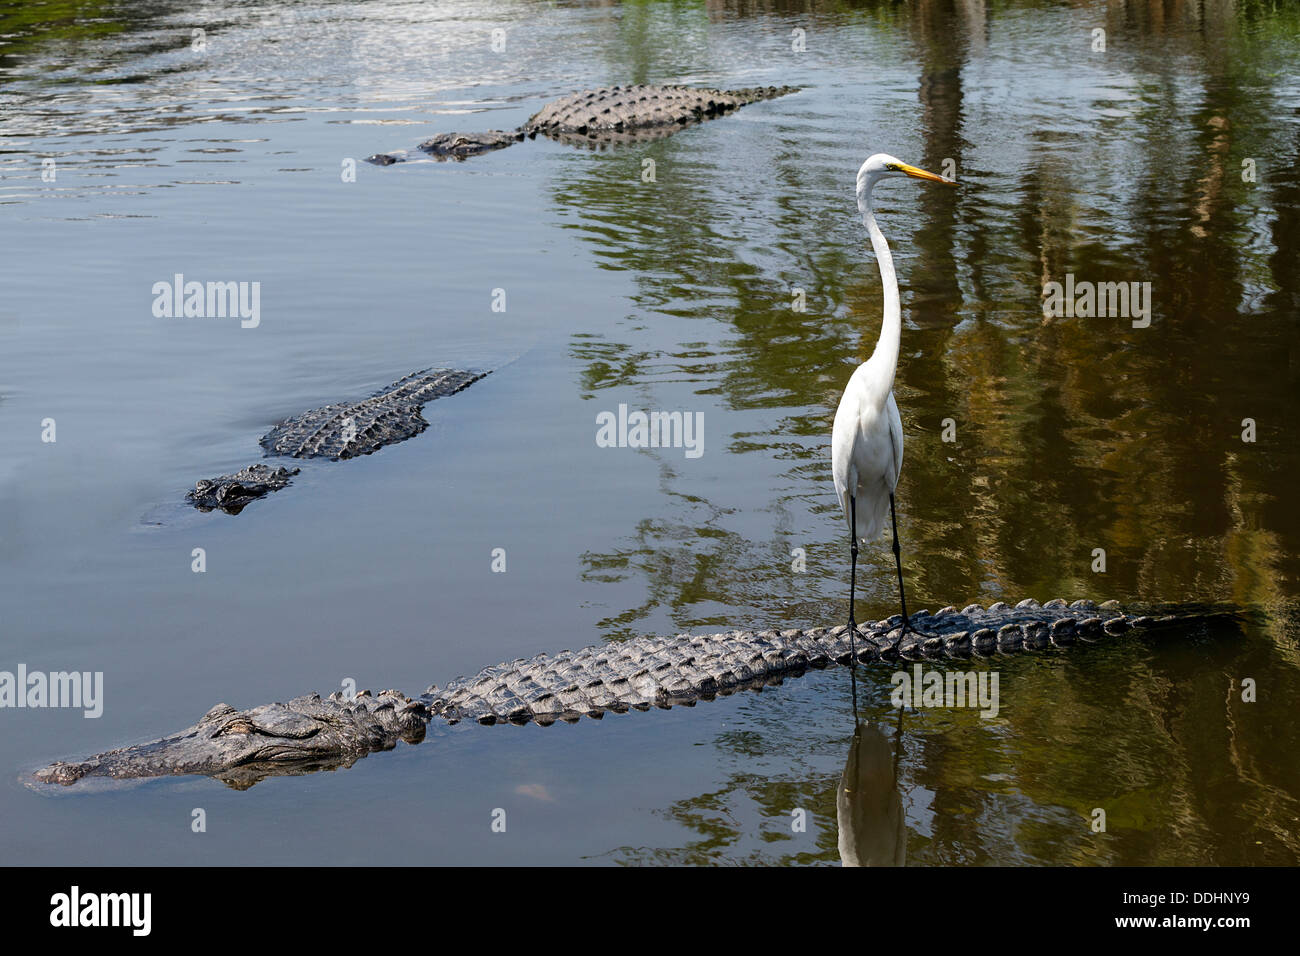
[366,84,796,164]
[188,369,485,513]
[32,600,1239,789]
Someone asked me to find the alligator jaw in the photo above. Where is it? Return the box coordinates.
[30,602,1239,789]
[365,129,526,164]
[188,464,300,514]
[33,692,429,790]
[419,129,525,160]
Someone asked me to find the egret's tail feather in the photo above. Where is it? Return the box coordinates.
[849,491,889,545]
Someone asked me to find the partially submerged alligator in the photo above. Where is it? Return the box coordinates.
[189,369,485,513]
[32,600,1238,789]
[366,84,795,164]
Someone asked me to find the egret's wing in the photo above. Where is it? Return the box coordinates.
[885,391,903,490]
[830,380,858,514]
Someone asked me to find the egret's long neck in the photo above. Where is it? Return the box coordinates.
[860,185,900,397]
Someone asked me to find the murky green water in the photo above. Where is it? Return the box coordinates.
[2,0,1297,865]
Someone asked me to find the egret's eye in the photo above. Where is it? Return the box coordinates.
[884,163,899,171]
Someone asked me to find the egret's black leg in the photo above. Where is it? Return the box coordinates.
[889,492,914,637]
[847,495,859,670]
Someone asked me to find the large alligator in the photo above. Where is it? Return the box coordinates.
[366,84,796,164]
[32,600,1238,789]
[189,368,485,513]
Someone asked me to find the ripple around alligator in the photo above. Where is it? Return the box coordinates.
[365,85,797,163]
[185,368,487,514]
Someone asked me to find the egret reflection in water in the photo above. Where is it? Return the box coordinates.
[838,669,907,868]
[837,719,907,867]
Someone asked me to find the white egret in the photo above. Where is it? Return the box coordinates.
[832,153,955,656]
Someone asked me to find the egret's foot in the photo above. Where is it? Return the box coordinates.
[842,618,869,665]
[900,623,936,639]
[886,621,939,655]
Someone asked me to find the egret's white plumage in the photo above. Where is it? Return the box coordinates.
[833,380,902,543]
[832,153,954,633]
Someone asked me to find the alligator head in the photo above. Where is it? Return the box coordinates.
[366,130,524,164]
[33,691,430,790]
[188,464,300,514]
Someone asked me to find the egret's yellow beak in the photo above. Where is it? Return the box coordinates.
[897,162,956,185]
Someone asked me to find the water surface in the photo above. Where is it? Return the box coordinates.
[2,0,1298,865]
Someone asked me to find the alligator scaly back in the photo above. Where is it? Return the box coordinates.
[259,369,484,460]
[367,84,796,163]
[31,601,1239,789]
